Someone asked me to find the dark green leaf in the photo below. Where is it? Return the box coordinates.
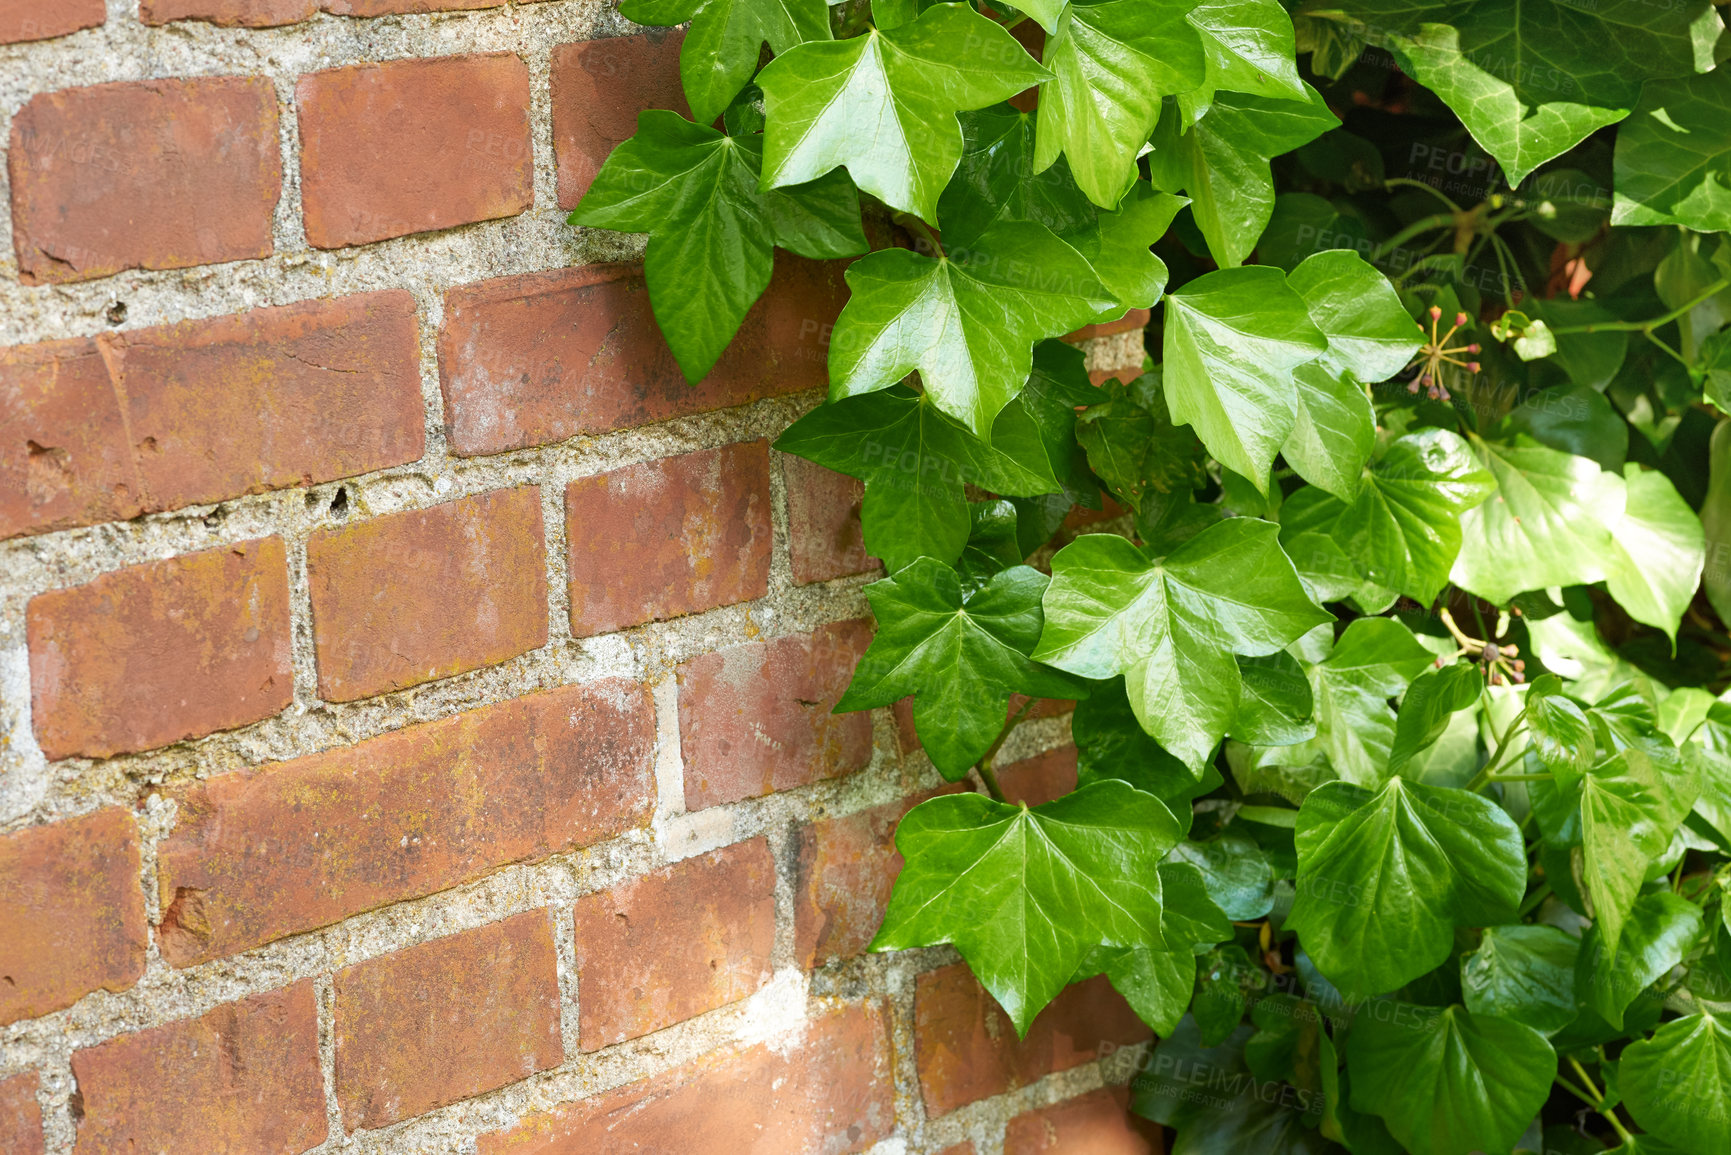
[837,559,1084,778]
[1166,833,1276,921]
[1290,778,1527,998]
[1613,65,1731,233]
[873,779,1182,1033]
[1576,890,1702,1029]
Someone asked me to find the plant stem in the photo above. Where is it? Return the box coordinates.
[1549,277,1731,334]
[1373,212,1459,261]
[1384,177,1463,212]
[1488,772,1552,783]
[975,697,1036,803]
[1643,328,1691,368]
[1468,715,1528,792]
[1567,1055,1636,1144]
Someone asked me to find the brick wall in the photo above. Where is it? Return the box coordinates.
[0,5,1154,1154]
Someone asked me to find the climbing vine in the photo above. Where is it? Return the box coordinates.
[573,0,1731,1149]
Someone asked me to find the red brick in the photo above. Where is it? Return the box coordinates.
[1,293,423,541]
[141,0,535,25]
[156,680,653,967]
[437,255,845,457]
[0,809,145,1025]
[334,911,563,1131]
[552,29,690,209]
[915,963,1150,1117]
[793,788,964,970]
[297,54,531,248]
[938,1146,976,1155]
[1005,1087,1164,1155]
[678,620,875,810]
[307,486,546,701]
[1064,309,1151,343]
[1000,744,1079,808]
[784,454,876,585]
[566,441,771,637]
[0,1073,43,1155]
[0,0,103,43]
[71,984,325,1155]
[28,539,292,760]
[8,78,279,284]
[479,1003,895,1155]
[572,838,776,1048]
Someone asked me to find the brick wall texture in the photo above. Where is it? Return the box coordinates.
[0,6,1153,1155]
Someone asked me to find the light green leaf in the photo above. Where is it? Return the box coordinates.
[872,779,1183,1033]
[1075,943,1195,1034]
[1602,464,1706,644]
[1613,66,1731,233]
[1166,833,1276,921]
[1346,1004,1556,1155]
[1283,250,1423,500]
[1577,745,1699,956]
[1451,435,1626,605]
[1307,617,1436,788]
[1290,778,1526,998]
[1232,651,1316,748]
[1161,265,1329,488]
[1034,519,1331,770]
[1461,924,1580,1036]
[829,222,1113,436]
[1183,0,1309,111]
[1524,674,1594,780]
[1033,0,1207,208]
[837,559,1083,778]
[622,0,831,125]
[1576,890,1702,1029]
[773,386,1061,572]
[1148,87,1338,268]
[1387,663,1482,779]
[759,3,1049,221]
[1621,1011,1731,1153]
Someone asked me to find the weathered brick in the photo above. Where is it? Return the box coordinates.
[1064,309,1151,343]
[71,983,326,1154]
[0,1073,42,1155]
[28,538,293,760]
[566,441,772,637]
[793,788,963,970]
[8,78,280,284]
[0,0,103,43]
[552,29,689,208]
[334,911,563,1131]
[678,620,875,810]
[938,1145,976,1155]
[307,486,547,701]
[0,810,145,1025]
[437,256,844,457]
[478,1003,895,1155]
[1004,1087,1164,1155]
[915,963,1150,1117]
[572,838,776,1048]
[1000,744,1080,808]
[141,0,535,25]
[156,680,653,967]
[1,292,424,541]
[784,454,875,585]
[297,54,532,248]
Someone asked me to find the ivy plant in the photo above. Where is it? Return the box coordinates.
[572,0,1731,1149]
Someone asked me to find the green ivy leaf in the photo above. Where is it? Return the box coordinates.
[829,222,1114,436]
[1033,0,1207,208]
[1232,651,1316,748]
[1182,0,1309,115]
[1072,677,1216,817]
[1283,251,1423,501]
[1602,463,1707,645]
[1147,87,1338,269]
[1166,833,1276,921]
[1346,1004,1556,1155]
[773,386,1062,572]
[1289,778,1527,998]
[759,3,1049,222]
[1575,744,1699,957]
[1034,519,1331,770]
[621,0,832,125]
[1621,1011,1731,1153]
[1137,1019,1333,1154]
[1074,942,1195,1035]
[872,779,1182,1033]
[1461,924,1580,1036]
[1451,435,1625,605]
[1075,371,1208,511]
[836,558,1083,778]
[1613,67,1731,233]
[1306,617,1436,788]
[1576,890,1703,1029]
[1310,0,1720,184]
[1386,663,1482,779]
[939,105,1099,249]
[1161,266,1329,488]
